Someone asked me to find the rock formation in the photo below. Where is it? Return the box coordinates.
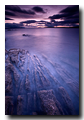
[5,49,79,115]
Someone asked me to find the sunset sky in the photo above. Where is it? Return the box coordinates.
[5,5,79,28]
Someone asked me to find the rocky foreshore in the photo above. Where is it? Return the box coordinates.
[5,48,79,115]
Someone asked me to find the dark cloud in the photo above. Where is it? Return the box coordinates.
[5,11,16,16]
[20,20,36,24]
[37,20,46,24]
[5,23,24,29]
[27,10,35,15]
[51,19,56,23]
[60,5,79,14]
[5,17,13,20]
[45,18,79,27]
[39,20,46,22]
[60,5,79,20]
[5,5,35,15]
[32,6,45,13]
[20,20,49,25]
[49,14,66,19]
[65,14,79,19]
[45,22,53,27]
[49,12,79,20]
[49,5,79,20]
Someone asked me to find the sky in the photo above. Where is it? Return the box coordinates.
[5,5,79,28]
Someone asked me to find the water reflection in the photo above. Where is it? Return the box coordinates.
[5,28,79,69]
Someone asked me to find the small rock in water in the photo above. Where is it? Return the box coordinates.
[22,34,30,37]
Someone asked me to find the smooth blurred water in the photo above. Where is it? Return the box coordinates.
[5,28,79,76]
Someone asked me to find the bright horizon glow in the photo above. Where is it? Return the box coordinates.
[57,25,73,28]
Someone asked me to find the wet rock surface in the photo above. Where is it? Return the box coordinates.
[38,89,64,115]
[5,49,79,115]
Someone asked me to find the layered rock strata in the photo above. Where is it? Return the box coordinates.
[5,49,79,115]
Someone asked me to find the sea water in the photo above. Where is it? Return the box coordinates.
[5,28,79,78]
[5,28,79,114]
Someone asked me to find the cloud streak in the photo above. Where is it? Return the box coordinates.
[5,17,14,20]
[5,5,35,15]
